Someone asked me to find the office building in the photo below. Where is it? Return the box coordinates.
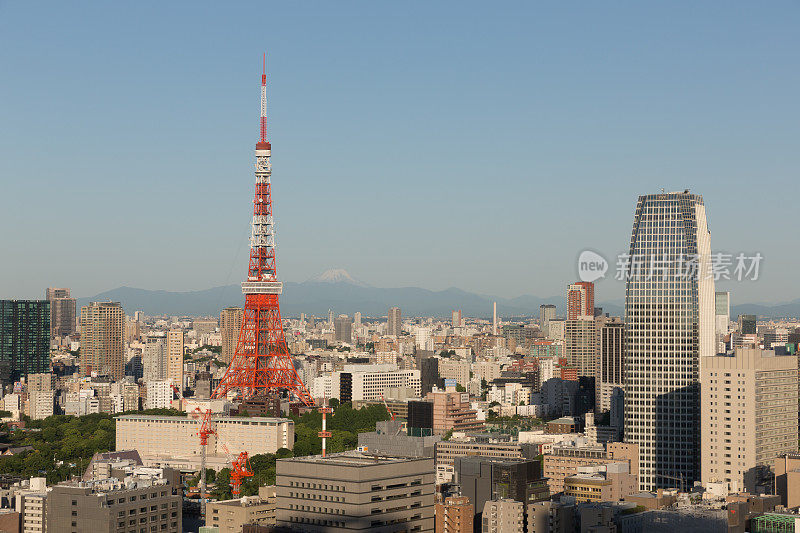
[481,499,523,533]
[358,419,439,458]
[539,305,556,336]
[452,310,462,328]
[0,300,50,383]
[567,282,594,320]
[45,467,181,532]
[332,365,421,402]
[116,415,294,470]
[388,306,402,337]
[439,359,470,386]
[46,287,76,338]
[220,307,244,364]
[564,318,595,379]
[701,348,798,493]
[623,191,715,490]
[455,457,548,530]
[715,291,730,338]
[334,315,353,343]
[205,486,276,532]
[547,319,566,343]
[738,314,756,335]
[80,302,125,379]
[435,496,472,533]
[543,442,639,494]
[275,451,435,532]
[166,329,184,388]
[562,462,638,503]
[596,317,624,413]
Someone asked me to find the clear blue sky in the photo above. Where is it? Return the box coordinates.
[1,2,797,304]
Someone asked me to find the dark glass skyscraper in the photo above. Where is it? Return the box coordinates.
[623,191,715,490]
[0,300,51,383]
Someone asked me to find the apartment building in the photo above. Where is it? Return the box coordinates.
[206,486,276,533]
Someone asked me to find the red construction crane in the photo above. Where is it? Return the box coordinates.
[380,393,395,421]
[229,451,253,497]
[212,55,313,406]
[191,408,216,520]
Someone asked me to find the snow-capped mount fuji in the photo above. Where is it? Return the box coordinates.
[308,269,370,287]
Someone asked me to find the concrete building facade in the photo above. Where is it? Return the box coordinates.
[275,451,434,532]
[80,302,125,379]
[701,348,799,493]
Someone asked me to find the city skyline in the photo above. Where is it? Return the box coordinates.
[2,2,798,304]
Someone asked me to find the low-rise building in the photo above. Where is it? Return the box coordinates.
[562,462,637,503]
[205,486,276,533]
[543,442,638,494]
[436,495,473,533]
[45,467,181,533]
[482,498,523,533]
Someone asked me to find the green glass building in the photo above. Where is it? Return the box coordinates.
[0,300,51,382]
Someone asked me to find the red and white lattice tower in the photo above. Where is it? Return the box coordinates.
[212,56,314,406]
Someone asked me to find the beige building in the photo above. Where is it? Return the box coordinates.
[206,486,276,532]
[45,468,181,533]
[220,307,244,364]
[527,501,574,533]
[25,373,54,420]
[428,390,484,435]
[166,329,184,388]
[482,499,523,533]
[115,415,294,470]
[542,442,638,494]
[80,302,125,379]
[701,348,798,494]
[562,462,637,503]
[276,451,434,532]
[775,454,800,508]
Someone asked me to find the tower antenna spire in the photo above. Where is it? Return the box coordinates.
[260,52,268,143]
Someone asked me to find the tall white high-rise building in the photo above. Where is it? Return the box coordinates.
[539,304,556,336]
[143,335,167,382]
[388,307,402,337]
[166,329,184,388]
[623,191,715,490]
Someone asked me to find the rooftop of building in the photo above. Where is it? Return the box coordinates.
[279,450,432,468]
[116,414,290,423]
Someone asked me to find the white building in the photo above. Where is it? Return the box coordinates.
[331,364,421,401]
[146,380,173,410]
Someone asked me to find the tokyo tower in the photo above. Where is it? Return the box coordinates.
[212,57,314,406]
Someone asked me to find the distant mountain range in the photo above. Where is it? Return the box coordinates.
[75,270,799,319]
